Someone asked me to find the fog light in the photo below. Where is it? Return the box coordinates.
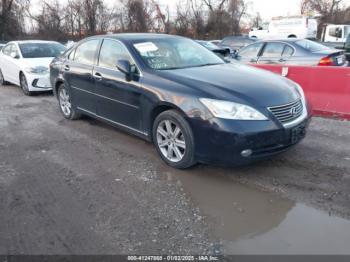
[241,149,252,157]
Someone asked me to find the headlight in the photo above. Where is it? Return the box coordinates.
[200,98,268,120]
[25,66,49,74]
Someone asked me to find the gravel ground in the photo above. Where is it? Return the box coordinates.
[0,84,349,255]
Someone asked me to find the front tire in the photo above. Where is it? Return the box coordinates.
[57,84,80,120]
[20,73,33,96]
[0,69,8,86]
[153,110,196,169]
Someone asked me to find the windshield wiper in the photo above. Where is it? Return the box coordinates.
[192,63,223,68]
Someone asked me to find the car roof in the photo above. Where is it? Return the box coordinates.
[86,33,182,42]
[8,40,60,44]
[256,38,302,43]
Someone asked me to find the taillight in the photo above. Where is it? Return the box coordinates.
[318,57,333,66]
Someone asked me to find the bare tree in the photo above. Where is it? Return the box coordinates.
[301,0,347,37]
[228,0,249,35]
[28,0,67,41]
[251,12,262,28]
[174,2,192,36]
[0,0,29,40]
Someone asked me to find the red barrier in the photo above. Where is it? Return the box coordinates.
[252,65,350,120]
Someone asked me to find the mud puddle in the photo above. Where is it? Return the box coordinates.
[165,168,350,255]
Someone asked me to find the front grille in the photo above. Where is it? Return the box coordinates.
[268,99,303,124]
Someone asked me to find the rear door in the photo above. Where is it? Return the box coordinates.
[257,42,286,64]
[236,42,264,64]
[93,39,143,131]
[64,39,100,114]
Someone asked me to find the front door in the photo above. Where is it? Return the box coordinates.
[94,39,142,131]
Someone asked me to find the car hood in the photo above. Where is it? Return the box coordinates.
[156,63,300,107]
[22,57,55,69]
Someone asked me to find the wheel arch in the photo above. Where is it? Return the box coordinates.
[54,79,64,97]
[148,102,188,141]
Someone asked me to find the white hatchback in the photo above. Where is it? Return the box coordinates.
[0,40,65,95]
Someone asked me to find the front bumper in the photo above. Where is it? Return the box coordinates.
[189,114,311,166]
[25,72,53,91]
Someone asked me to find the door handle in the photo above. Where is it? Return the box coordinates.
[93,72,103,80]
[64,65,70,71]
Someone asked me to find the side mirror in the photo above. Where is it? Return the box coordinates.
[10,52,19,59]
[231,50,238,59]
[116,59,131,76]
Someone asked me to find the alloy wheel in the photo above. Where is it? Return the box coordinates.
[59,88,72,117]
[156,120,186,163]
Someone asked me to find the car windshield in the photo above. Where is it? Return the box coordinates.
[19,43,66,58]
[295,40,329,52]
[133,38,224,70]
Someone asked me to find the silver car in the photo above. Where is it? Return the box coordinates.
[234,39,347,66]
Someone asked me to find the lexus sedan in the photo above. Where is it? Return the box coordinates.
[234,39,347,66]
[0,40,65,95]
[50,34,311,169]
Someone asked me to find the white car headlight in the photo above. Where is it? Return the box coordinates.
[25,66,49,74]
[200,98,268,120]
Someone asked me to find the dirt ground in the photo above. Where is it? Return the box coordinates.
[0,84,349,255]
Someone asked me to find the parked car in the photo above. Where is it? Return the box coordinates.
[210,40,222,46]
[50,34,310,169]
[249,16,318,40]
[0,40,65,95]
[218,36,257,53]
[234,39,347,66]
[196,40,230,58]
[0,44,5,51]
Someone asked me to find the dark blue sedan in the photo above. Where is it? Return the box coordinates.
[50,34,311,169]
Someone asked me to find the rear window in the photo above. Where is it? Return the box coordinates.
[19,43,66,58]
[295,40,329,52]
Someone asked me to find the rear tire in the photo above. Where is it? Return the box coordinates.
[57,83,81,120]
[153,110,196,169]
[20,73,33,96]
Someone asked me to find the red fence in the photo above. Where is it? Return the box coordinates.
[253,65,350,120]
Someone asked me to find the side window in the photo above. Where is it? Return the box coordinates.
[262,42,285,57]
[329,27,342,38]
[282,45,294,57]
[74,40,100,65]
[10,45,19,56]
[2,44,13,56]
[98,39,133,69]
[238,42,264,57]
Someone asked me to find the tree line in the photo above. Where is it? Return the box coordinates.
[0,0,350,42]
